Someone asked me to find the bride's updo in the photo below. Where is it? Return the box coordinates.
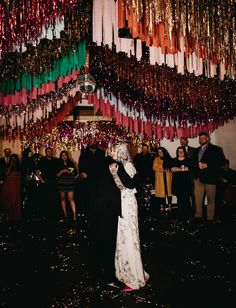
[113,143,132,163]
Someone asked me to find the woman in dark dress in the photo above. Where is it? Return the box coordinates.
[57,151,77,221]
[171,146,192,217]
[0,154,22,221]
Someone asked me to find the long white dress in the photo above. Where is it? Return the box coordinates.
[115,162,149,289]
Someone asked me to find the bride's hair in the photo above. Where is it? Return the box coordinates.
[113,142,132,163]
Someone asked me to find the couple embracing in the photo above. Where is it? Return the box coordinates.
[87,143,149,291]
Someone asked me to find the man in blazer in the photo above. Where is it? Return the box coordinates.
[192,132,225,221]
[180,137,196,210]
[180,137,196,160]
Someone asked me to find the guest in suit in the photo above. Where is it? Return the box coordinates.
[192,132,225,221]
[180,137,196,208]
[0,148,12,184]
[216,159,236,208]
[36,147,60,220]
[78,137,106,213]
[133,143,154,208]
[180,137,195,160]
[219,159,236,187]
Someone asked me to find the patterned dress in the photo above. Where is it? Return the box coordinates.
[57,161,77,192]
[115,162,149,289]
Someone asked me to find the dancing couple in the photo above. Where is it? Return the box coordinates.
[87,142,149,291]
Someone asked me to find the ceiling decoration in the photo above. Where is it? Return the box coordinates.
[118,0,235,79]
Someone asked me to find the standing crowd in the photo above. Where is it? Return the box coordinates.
[134,132,235,221]
[0,132,235,223]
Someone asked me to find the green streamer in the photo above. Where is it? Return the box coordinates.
[0,41,86,96]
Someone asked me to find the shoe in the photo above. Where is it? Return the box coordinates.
[122,285,135,292]
[106,282,120,289]
[58,219,65,224]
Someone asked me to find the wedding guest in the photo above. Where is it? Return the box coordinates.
[36,147,59,220]
[57,151,77,222]
[153,147,172,213]
[180,137,195,160]
[23,153,42,219]
[171,146,192,217]
[219,159,236,188]
[78,137,105,213]
[133,144,154,208]
[216,159,236,208]
[0,148,11,184]
[0,154,22,221]
[192,132,225,221]
[179,137,195,209]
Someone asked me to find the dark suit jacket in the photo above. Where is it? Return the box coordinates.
[0,157,8,181]
[133,152,154,184]
[91,157,136,217]
[78,147,106,188]
[193,144,225,185]
[186,146,196,161]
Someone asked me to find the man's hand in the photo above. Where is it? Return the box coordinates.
[199,162,208,169]
[109,163,119,174]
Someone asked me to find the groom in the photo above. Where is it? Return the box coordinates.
[87,153,136,287]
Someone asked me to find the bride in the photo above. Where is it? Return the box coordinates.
[109,142,149,291]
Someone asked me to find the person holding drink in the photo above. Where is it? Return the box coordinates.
[192,132,225,221]
[171,146,192,217]
[57,150,77,222]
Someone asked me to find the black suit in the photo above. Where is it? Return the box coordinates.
[193,144,225,185]
[185,146,196,208]
[88,156,136,284]
[193,143,225,220]
[133,152,155,209]
[78,147,106,213]
[133,152,154,184]
[186,146,196,161]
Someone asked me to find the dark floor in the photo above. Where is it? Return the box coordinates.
[0,206,236,308]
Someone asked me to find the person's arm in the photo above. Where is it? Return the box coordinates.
[117,163,137,189]
[109,163,125,190]
[78,151,88,178]
[71,161,78,176]
[35,169,45,183]
[110,162,137,190]
[56,168,70,177]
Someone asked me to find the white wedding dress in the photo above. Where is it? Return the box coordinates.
[115,162,149,289]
